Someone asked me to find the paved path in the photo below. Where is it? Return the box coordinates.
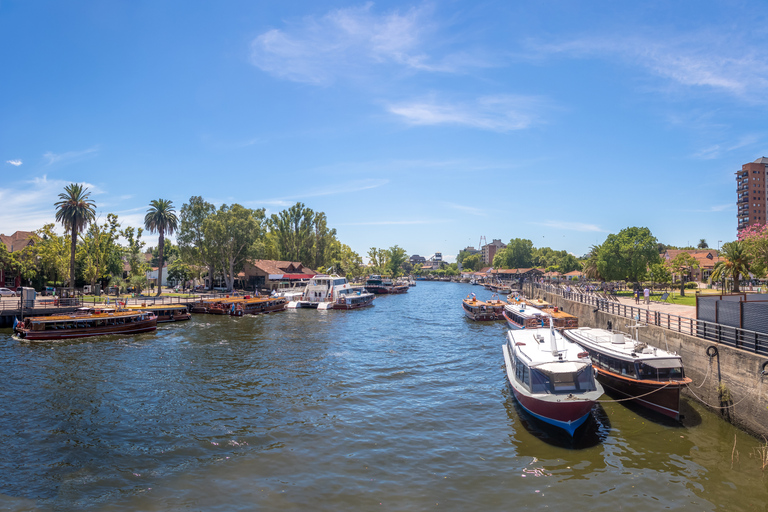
[606,294,696,319]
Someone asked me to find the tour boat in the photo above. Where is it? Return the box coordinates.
[227,296,288,316]
[502,300,550,329]
[536,305,579,330]
[502,321,604,436]
[562,326,691,420]
[462,294,506,321]
[287,274,375,310]
[14,307,157,341]
[364,275,409,294]
[126,304,191,323]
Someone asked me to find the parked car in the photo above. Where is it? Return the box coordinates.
[41,286,55,296]
[0,287,17,297]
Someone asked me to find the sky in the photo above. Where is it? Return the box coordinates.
[2,0,767,263]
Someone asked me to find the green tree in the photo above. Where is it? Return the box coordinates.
[711,241,750,293]
[144,199,178,296]
[649,262,671,288]
[177,196,216,288]
[596,227,660,282]
[697,239,709,249]
[738,223,768,278]
[35,224,69,287]
[463,253,481,271]
[581,244,603,280]
[667,252,700,296]
[367,247,386,274]
[122,226,148,278]
[80,213,122,289]
[268,202,314,264]
[385,245,408,277]
[203,204,265,290]
[166,259,192,288]
[54,183,96,292]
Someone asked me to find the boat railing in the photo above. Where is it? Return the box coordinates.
[530,282,768,356]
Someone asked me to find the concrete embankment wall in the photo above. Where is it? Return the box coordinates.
[525,285,768,439]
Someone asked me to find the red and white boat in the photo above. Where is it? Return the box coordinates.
[562,326,691,420]
[287,274,374,310]
[502,321,604,436]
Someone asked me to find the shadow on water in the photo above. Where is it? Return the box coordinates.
[598,390,701,429]
[502,385,611,450]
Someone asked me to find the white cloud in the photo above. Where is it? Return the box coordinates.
[338,219,439,226]
[443,202,486,216]
[387,95,547,131]
[250,3,488,85]
[44,146,99,166]
[535,220,605,232]
[532,31,768,102]
[6,159,22,166]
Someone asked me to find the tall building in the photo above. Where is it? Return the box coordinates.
[482,239,506,265]
[737,157,768,232]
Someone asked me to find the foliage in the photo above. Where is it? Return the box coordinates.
[145,198,178,295]
[166,259,192,286]
[122,226,148,278]
[667,252,700,296]
[34,224,69,286]
[177,196,217,285]
[367,247,387,274]
[385,245,408,277]
[581,244,603,280]
[79,214,122,288]
[54,183,96,289]
[203,203,265,291]
[649,262,671,285]
[711,241,750,293]
[462,253,482,271]
[493,238,534,269]
[738,223,768,278]
[698,239,709,249]
[596,227,660,282]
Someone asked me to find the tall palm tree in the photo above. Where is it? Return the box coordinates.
[581,244,603,280]
[54,183,96,294]
[144,199,178,296]
[711,241,750,293]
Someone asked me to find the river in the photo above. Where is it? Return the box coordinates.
[1,282,767,511]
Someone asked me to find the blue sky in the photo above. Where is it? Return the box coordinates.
[2,1,766,262]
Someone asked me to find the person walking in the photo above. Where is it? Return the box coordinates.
[644,286,650,305]
[635,288,640,304]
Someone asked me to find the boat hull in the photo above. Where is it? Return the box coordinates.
[594,368,687,420]
[16,318,158,341]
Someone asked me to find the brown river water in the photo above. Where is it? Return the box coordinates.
[1,282,767,511]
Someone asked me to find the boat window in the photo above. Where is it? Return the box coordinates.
[575,368,596,391]
[637,363,658,381]
[552,371,578,392]
[334,279,346,286]
[529,369,550,393]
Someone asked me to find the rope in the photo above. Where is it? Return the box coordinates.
[691,359,712,389]
[683,375,763,410]
[593,381,673,403]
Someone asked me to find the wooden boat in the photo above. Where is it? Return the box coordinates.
[364,275,408,294]
[537,306,579,330]
[228,296,287,316]
[14,307,157,341]
[562,326,691,420]
[462,294,506,321]
[502,300,550,330]
[126,304,190,323]
[502,321,604,436]
[288,275,375,309]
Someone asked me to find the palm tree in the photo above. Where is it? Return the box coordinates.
[581,244,603,280]
[54,183,96,294]
[711,241,750,293]
[144,199,178,296]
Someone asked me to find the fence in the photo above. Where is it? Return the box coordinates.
[531,282,768,356]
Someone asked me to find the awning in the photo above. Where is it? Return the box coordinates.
[642,358,682,369]
[269,273,313,280]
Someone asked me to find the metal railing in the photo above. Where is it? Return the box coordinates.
[531,283,768,356]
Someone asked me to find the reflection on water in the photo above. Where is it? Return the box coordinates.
[1,283,767,511]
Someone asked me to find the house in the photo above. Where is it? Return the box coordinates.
[410,254,427,265]
[0,231,35,291]
[242,260,317,292]
[662,249,722,283]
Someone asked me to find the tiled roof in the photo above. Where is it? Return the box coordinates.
[663,249,722,269]
[0,231,35,252]
[564,270,583,276]
[249,259,316,275]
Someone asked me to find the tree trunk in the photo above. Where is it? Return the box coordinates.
[70,225,77,294]
[208,264,215,290]
[680,278,685,297]
[733,272,741,293]
[156,230,164,296]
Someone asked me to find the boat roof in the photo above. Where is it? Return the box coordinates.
[25,310,146,322]
[503,302,550,319]
[507,327,590,368]
[563,327,683,364]
[126,304,188,310]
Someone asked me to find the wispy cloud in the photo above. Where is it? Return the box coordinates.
[253,179,389,208]
[338,219,440,226]
[535,220,605,232]
[250,3,490,85]
[531,30,768,102]
[692,134,764,160]
[43,146,99,166]
[387,94,548,131]
[6,159,22,166]
[443,202,486,216]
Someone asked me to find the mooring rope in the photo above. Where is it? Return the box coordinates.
[593,381,673,403]
[683,376,762,410]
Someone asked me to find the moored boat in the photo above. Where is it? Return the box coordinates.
[502,301,550,329]
[364,275,408,294]
[126,304,191,323]
[287,274,375,309]
[502,322,604,436]
[562,326,691,420]
[462,294,505,321]
[14,307,157,341]
[228,296,288,316]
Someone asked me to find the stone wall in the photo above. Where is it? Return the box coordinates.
[525,284,768,438]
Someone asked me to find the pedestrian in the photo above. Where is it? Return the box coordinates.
[635,288,640,304]
[644,286,650,305]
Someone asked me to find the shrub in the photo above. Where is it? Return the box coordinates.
[685,281,699,289]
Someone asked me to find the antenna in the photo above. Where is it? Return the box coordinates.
[479,236,487,250]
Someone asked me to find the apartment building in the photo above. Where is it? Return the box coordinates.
[737,157,768,231]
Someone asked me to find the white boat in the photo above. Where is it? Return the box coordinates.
[562,326,691,420]
[502,320,604,436]
[286,274,375,310]
[502,300,550,329]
